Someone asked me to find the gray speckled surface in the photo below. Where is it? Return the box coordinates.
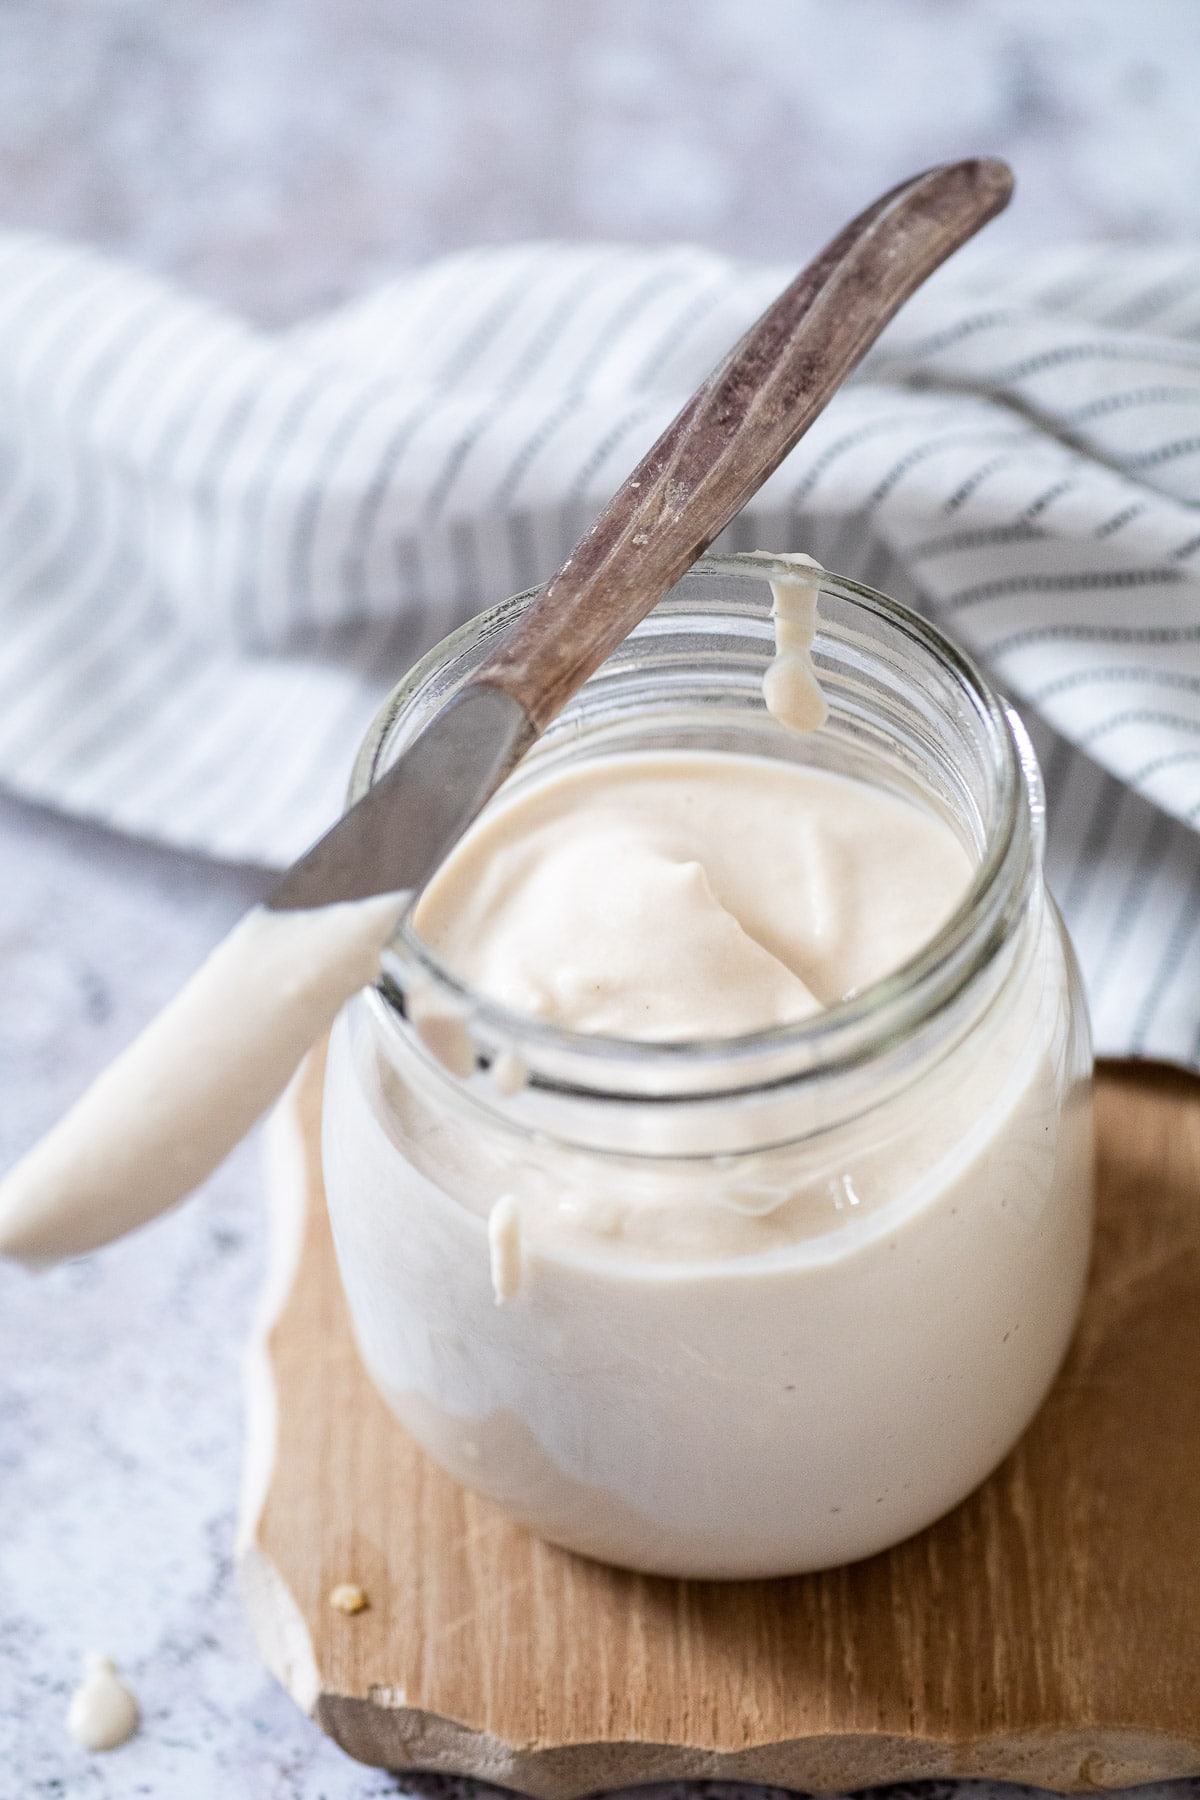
[1,2,1199,1794]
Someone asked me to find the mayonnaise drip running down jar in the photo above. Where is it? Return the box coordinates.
[322,554,1093,1579]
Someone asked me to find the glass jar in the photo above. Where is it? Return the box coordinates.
[322,554,1093,1580]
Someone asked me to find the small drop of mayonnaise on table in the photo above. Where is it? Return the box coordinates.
[66,1653,139,1752]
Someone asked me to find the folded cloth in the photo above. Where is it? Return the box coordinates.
[3,231,1200,1066]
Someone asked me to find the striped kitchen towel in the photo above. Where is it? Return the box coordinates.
[2,230,1200,1066]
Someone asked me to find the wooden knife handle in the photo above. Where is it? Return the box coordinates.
[477,157,1013,732]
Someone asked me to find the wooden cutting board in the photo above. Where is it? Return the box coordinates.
[238,1048,1200,1792]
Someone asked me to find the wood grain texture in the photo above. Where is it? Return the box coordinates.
[477,159,1013,731]
[241,1051,1200,1791]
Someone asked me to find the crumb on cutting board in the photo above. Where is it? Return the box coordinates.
[329,1582,369,1615]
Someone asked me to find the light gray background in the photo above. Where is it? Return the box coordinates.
[2,2,1198,1795]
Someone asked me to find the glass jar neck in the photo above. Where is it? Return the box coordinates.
[350,554,1040,1149]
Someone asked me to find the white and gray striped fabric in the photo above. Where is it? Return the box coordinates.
[4,230,1200,1066]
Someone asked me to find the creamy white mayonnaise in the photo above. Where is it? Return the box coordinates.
[66,1654,139,1753]
[415,752,972,1041]
[0,893,404,1263]
[324,740,1092,1576]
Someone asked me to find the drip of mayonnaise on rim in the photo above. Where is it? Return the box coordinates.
[759,551,829,734]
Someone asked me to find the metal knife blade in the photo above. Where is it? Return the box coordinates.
[265,683,535,912]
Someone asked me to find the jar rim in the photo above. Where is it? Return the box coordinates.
[348,553,1038,1099]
